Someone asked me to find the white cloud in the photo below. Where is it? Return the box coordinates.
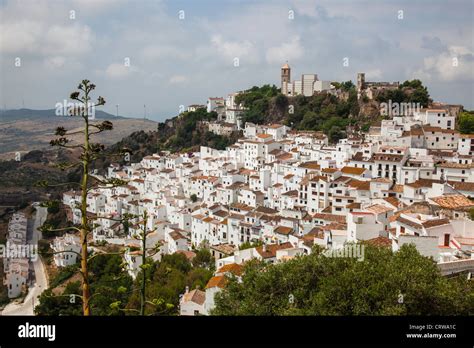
[140,45,190,62]
[414,46,474,82]
[105,63,135,79]
[169,75,188,84]
[44,24,94,55]
[71,0,126,14]
[0,1,94,57]
[44,56,66,69]
[265,36,303,64]
[211,35,258,63]
[365,69,383,80]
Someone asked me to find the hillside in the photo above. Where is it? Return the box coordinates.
[0,107,241,206]
[94,108,241,171]
[235,80,432,142]
[0,109,158,160]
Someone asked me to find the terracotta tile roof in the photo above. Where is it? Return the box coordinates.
[383,196,405,208]
[372,178,392,183]
[257,133,272,139]
[366,204,394,214]
[406,179,441,189]
[348,179,370,190]
[341,166,366,175]
[282,190,298,197]
[217,263,243,276]
[430,194,474,210]
[438,162,473,169]
[391,184,404,193]
[206,275,227,289]
[274,226,294,235]
[364,236,392,248]
[255,242,293,259]
[298,161,320,170]
[396,216,422,229]
[176,250,196,261]
[313,213,346,223]
[323,222,347,230]
[210,243,235,254]
[421,218,450,229]
[213,210,228,218]
[451,181,474,192]
[372,153,404,162]
[169,230,187,241]
[255,206,278,214]
[182,289,206,305]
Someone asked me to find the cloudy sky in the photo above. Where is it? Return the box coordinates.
[0,0,473,121]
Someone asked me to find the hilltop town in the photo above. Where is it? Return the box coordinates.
[2,64,473,316]
[46,64,473,315]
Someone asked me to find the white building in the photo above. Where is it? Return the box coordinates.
[51,234,81,267]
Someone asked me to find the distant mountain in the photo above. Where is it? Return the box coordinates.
[0,109,158,159]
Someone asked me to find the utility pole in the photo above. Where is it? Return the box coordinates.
[116,104,119,118]
[144,104,147,120]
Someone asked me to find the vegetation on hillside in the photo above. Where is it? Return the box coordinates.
[94,108,240,172]
[35,254,133,316]
[159,108,240,152]
[236,83,359,143]
[233,79,432,143]
[375,79,431,107]
[235,84,281,125]
[125,253,213,315]
[35,252,213,316]
[212,244,473,315]
[458,111,474,134]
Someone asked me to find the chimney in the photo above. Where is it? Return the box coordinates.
[185,286,189,294]
[262,244,267,252]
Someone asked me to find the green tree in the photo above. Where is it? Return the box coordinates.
[192,248,213,269]
[126,253,211,315]
[458,111,474,134]
[213,244,473,315]
[299,111,319,130]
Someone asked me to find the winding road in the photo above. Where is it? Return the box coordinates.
[1,204,48,315]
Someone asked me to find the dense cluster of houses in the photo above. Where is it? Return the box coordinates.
[3,213,29,298]
[58,101,474,315]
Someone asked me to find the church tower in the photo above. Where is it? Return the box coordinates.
[357,72,366,99]
[281,62,291,95]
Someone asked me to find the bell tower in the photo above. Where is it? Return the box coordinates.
[281,62,291,95]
